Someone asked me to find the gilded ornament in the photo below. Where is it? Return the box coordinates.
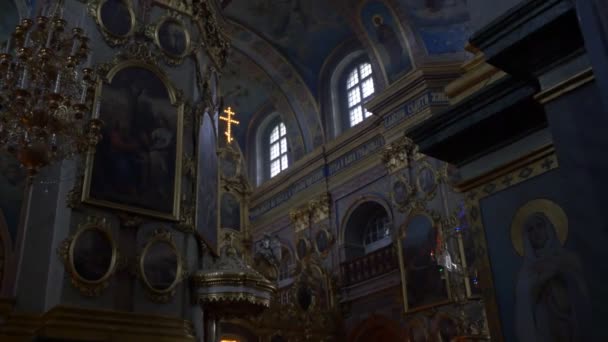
[289,207,310,233]
[416,161,438,201]
[58,216,119,297]
[153,0,194,16]
[146,13,193,66]
[307,193,331,224]
[136,229,187,303]
[89,0,136,47]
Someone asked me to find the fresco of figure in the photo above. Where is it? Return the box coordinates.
[514,212,591,342]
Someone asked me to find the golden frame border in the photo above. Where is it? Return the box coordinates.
[389,172,415,213]
[396,209,452,314]
[149,14,193,66]
[58,216,119,297]
[296,237,311,261]
[313,227,334,258]
[89,0,136,47]
[415,160,439,201]
[463,145,558,342]
[137,229,187,303]
[81,59,184,221]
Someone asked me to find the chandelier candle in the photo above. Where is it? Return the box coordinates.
[0,7,102,177]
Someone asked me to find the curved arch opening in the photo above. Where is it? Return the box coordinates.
[343,201,392,260]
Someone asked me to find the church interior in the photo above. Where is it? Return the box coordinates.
[0,0,607,341]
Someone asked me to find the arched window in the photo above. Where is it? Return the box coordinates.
[363,215,391,247]
[343,201,392,260]
[269,122,288,178]
[345,62,375,127]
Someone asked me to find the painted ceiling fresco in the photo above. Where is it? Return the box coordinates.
[399,0,471,54]
[222,0,355,98]
[221,49,273,147]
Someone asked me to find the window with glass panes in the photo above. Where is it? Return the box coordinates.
[363,215,391,246]
[346,63,375,126]
[269,122,288,178]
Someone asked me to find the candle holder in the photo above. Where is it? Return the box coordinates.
[0,7,100,177]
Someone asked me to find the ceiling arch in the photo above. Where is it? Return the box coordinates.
[218,19,326,150]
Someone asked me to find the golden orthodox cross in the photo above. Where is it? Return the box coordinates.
[219,106,239,143]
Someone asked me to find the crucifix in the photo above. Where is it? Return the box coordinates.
[220,106,239,143]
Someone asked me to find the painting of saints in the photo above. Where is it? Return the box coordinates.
[361,1,413,82]
[86,66,181,218]
[144,241,178,291]
[220,193,241,231]
[514,212,591,342]
[158,19,188,57]
[402,215,448,309]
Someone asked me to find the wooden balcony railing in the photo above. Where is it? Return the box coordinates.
[340,244,398,287]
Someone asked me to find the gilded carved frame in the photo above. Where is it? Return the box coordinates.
[58,216,119,297]
[146,13,193,66]
[89,0,137,47]
[396,209,452,314]
[81,58,184,221]
[136,229,187,303]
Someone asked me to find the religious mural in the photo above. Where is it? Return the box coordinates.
[220,193,241,231]
[0,153,26,245]
[361,0,413,83]
[220,50,273,147]
[478,171,598,342]
[143,240,178,291]
[196,113,219,252]
[85,66,181,219]
[222,0,354,97]
[511,200,590,342]
[401,214,448,309]
[399,0,471,54]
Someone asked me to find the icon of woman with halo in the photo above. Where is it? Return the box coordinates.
[372,13,404,74]
[513,200,591,342]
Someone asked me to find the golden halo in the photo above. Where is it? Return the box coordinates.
[510,199,568,256]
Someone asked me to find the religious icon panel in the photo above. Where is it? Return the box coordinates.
[82,61,183,220]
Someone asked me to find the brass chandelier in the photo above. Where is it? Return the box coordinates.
[0,4,102,176]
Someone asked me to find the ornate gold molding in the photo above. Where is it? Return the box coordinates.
[289,207,310,233]
[57,216,120,297]
[308,193,331,224]
[89,0,137,47]
[193,0,230,69]
[382,135,424,174]
[136,229,188,303]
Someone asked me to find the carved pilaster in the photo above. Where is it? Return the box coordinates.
[382,135,422,173]
[308,193,331,224]
[289,207,310,233]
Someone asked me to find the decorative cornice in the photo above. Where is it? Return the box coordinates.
[535,68,595,104]
[407,75,542,165]
[366,62,462,118]
[444,54,507,105]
